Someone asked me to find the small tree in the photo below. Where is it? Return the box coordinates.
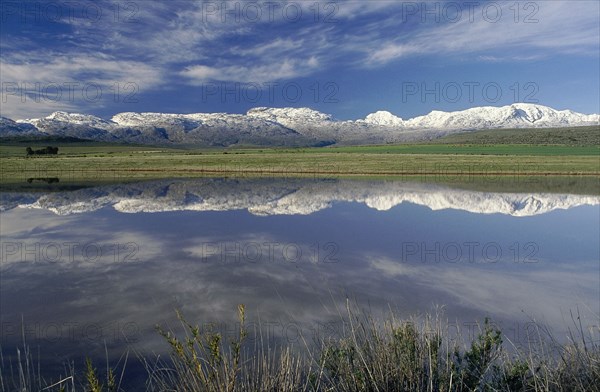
[26,146,59,155]
[45,146,59,154]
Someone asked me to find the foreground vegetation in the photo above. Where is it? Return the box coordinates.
[2,304,599,391]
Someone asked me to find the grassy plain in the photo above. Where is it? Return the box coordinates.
[0,126,598,184]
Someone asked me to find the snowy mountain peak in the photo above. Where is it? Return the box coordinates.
[363,111,405,126]
[247,107,334,123]
[508,103,552,121]
[0,116,41,136]
[46,111,74,120]
[24,111,118,130]
[46,111,111,124]
[111,112,170,126]
[403,103,599,129]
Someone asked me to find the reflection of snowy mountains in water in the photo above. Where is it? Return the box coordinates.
[2,179,598,217]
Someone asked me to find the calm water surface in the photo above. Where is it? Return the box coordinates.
[1,178,598,384]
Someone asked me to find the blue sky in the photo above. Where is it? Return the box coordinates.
[1,0,599,120]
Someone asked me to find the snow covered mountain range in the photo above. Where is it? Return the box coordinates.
[1,103,598,146]
[2,178,598,217]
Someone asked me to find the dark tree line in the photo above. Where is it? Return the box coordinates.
[26,146,59,156]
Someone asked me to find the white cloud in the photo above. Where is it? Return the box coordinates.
[366,43,421,65]
[0,54,162,118]
[0,96,79,121]
[364,1,600,65]
[181,57,320,84]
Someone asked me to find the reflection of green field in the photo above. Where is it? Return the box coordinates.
[2,176,599,196]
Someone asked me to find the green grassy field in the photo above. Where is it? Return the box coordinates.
[429,125,600,146]
[301,144,599,156]
[1,127,598,184]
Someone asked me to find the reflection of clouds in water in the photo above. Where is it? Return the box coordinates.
[183,232,329,265]
[0,208,348,358]
[1,178,598,216]
[0,178,598,367]
[0,208,162,269]
[0,242,353,359]
[3,240,595,360]
[368,255,599,333]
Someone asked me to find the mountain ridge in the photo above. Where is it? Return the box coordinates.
[2,103,598,147]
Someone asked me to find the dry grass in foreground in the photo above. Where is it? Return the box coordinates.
[2,303,599,391]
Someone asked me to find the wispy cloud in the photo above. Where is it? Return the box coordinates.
[0,53,162,118]
[1,0,597,117]
[181,57,320,84]
[364,1,600,65]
